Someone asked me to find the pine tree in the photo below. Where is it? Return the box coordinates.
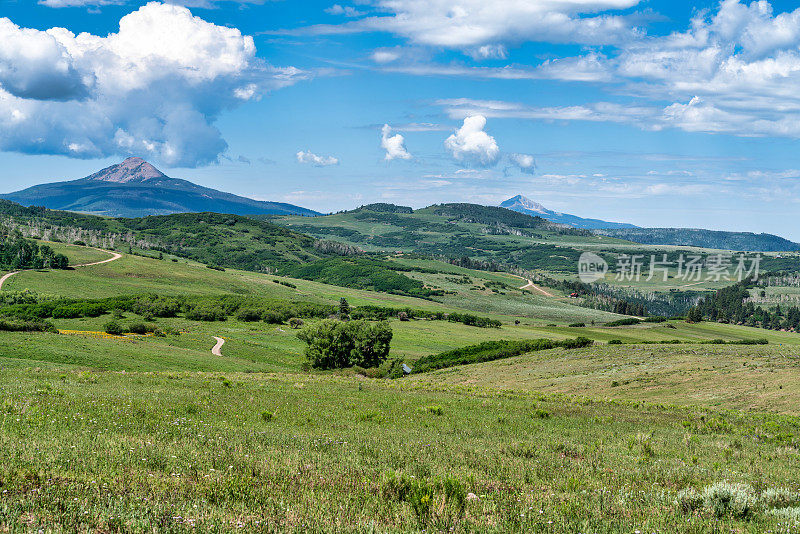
[339,298,350,320]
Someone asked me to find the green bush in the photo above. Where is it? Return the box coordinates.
[604,318,641,327]
[264,309,292,325]
[677,488,703,514]
[185,305,227,322]
[0,317,55,333]
[412,337,593,374]
[608,339,623,345]
[104,321,124,335]
[378,358,406,379]
[762,488,800,509]
[236,308,263,322]
[702,482,758,519]
[127,322,154,335]
[297,319,393,370]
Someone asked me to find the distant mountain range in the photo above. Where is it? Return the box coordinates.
[499,195,799,251]
[1,157,319,218]
[500,195,638,230]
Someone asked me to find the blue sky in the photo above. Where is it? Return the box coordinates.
[1,0,799,239]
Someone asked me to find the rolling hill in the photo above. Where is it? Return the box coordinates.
[1,157,319,218]
[596,227,800,252]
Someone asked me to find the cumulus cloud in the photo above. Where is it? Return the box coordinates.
[435,1,800,140]
[296,150,339,166]
[380,124,411,161]
[508,153,537,174]
[444,115,500,167]
[0,2,307,167]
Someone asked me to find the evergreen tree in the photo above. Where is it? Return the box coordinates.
[339,297,350,320]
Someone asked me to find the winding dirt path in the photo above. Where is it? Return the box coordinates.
[212,337,225,356]
[0,247,123,290]
[518,278,556,298]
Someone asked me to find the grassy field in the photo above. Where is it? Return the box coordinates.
[4,367,800,532]
[1,247,631,324]
[411,343,800,414]
[5,241,800,531]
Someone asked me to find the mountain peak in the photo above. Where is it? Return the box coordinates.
[85,157,168,183]
[500,195,549,215]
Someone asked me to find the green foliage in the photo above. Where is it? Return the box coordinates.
[677,488,703,514]
[380,470,466,528]
[412,337,593,374]
[0,233,68,270]
[297,319,393,370]
[446,312,502,328]
[605,318,642,327]
[686,307,703,323]
[702,483,758,519]
[0,317,55,333]
[598,227,800,252]
[281,257,442,299]
[103,321,124,335]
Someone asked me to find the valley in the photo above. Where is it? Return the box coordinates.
[1,180,800,532]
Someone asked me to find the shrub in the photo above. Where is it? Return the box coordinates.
[412,337,593,374]
[104,321,124,335]
[569,322,586,328]
[288,317,304,329]
[0,317,55,333]
[397,311,410,321]
[185,305,227,322]
[263,309,291,324]
[378,358,406,379]
[297,319,393,370]
[608,339,623,345]
[236,308,263,322]
[702,482,758,519]
[425,405,444,416]
[127,322,153,335]
[604,318,641,327]
[677,488,703,514]
[762,488,800,509]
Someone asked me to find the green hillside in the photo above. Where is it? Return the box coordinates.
[3,235,800,532]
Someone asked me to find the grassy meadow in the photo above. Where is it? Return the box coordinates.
[3,242,800,531]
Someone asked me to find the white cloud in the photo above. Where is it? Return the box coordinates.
[467,44,508,61]
[295,0,642,48]
[325,4,365,17]
[370,48,402,64]
[380,124,411,161]
[39,0,123,6]
[40,0,271,7]
[571,0,800,138]
[508,153,537,174]
[0,2,307,167]
[444,115,500,167]
[296,150,339,166]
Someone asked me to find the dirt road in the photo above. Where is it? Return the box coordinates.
[0,248,122,290]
